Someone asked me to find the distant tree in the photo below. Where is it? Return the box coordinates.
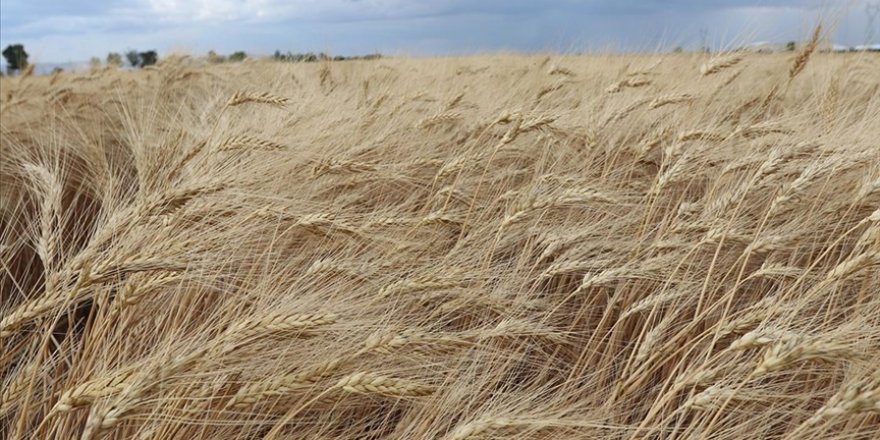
[673,46,684,53]
[2,44,29,74]
[51,67,64,74]
[270,51,377,63]
[207,50,226,63]
[785,41,796,52]
[89,57,102,69]
[107,52,123,67]
[125,50,140,67]
[228,51,247,62]
[138,50,158,67]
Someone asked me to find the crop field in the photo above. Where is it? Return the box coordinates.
[1,45,879,439]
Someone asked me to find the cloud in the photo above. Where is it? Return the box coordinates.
[0,0,869,64]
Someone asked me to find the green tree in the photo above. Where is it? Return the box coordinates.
[51,67,64,74]
[207,50,225,63]
[228,51,247,62]
[785,41,796,52]
[107,52,123,67]
[125,50,140,67]
[2,44,29,74]
[89,57,102,70]
[139,50,158,67]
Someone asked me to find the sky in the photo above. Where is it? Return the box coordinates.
[0,0,877,66]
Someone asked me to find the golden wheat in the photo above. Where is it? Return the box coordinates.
[1,47,878,440]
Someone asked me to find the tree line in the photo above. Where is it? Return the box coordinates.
[2,44,160,74]
[271,51,382,62]
[2,43,384,76]
[91,50,158,69]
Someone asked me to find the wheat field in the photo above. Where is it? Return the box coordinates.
[1,45,879,440]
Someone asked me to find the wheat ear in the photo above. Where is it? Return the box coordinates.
[226,91,289,107]
[790,25,822,80]
[701,54,743,76]
[334,372,435,397]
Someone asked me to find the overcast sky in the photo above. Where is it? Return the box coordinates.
[0,1,876,64]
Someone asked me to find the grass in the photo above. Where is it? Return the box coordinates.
[1,46,879,439]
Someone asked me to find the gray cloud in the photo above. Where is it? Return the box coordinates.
[0,0,872,64]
